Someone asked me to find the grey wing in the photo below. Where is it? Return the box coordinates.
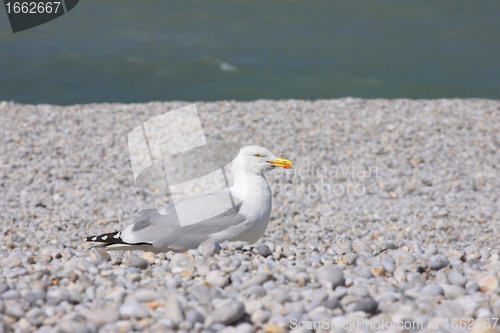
[120,191,245,251]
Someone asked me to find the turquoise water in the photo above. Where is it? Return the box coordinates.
[1,0,499,104]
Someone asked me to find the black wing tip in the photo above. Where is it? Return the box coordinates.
[83,231,154,247]
[84,231,123,244]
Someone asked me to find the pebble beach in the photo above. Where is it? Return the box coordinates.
[1,98,500,332]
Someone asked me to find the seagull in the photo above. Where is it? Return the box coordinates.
[84,146,294,253]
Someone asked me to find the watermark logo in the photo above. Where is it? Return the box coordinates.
[3,0,79,33]
[269,161,378,200]
[127,104,241,227]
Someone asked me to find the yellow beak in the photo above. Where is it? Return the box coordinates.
[268,158,294,169]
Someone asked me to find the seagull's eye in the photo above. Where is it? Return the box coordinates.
[255,154,262,158]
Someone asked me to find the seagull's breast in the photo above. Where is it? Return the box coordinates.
[210,174,272,244]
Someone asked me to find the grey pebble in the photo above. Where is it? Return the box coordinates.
[254,244,272,257]
[166,278,180,288]
[425,245,438,256]
[274,290,291,304]
[4,302,25,318]
[480,248,490,260]
[206,271,229,288]
[284,301,304,314]
[1,289,20,299]
[420,284,444,297]
[348,285,369,297]
[131,288,161,302]
[0,284,8,294]
[250,309,271,324]
[333,243,352,255]
[46,288,70,305]
[263,281,277,290]
[354,242,373,254]
[443,285,466,299]
[283,267,306,282]
[309,290,328,308]
[357,267,373,279]
[126,256,148,270]
[344,253,359,265]
[164,297,185,322]
[245,285,267,298]
[25,307,46,326]
[324,296,342,310]
[186,309,204,324]
[119,301,150,319]
[24,288,46,304]
[427,259,447,270]
[381,257,396,273]
[211,301,246,325]
[314,265,345,288]
[389,250,416,265]
[198,240,221,257]
[331,286,348,300]
[56,321,93,333]
[448,270,467,287]
[465,281,480,294]
[340,295,361,307]
[234,323,253,333]
[84,308,119,327]
[240,273,271,289]
[245,300,264,315]
[353,297,378,314]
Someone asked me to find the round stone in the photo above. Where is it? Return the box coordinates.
[353,297,378,314]
[420,284,444,297]
[126,257,148,270]
[211,301,245,325]
[448,270,467,287]
[119,301,150,319]
[314,265,345,288]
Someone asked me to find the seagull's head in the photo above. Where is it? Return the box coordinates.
[234,145,294,176]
